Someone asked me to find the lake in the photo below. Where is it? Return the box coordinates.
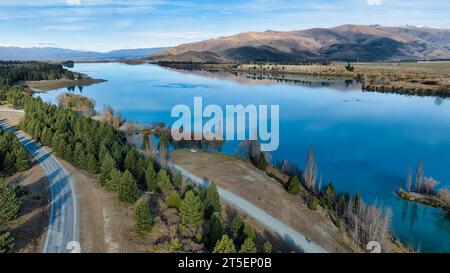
[36,62,450,252]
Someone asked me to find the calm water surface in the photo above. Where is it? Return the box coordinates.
[37,63,450,252]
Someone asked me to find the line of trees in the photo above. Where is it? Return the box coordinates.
[3,85,274,253]
[0,128,27,253]
[0,61,76,253]
[0,61,74,88]
[0,178,22,253]
[135,161,269,252]
[0,128,31,177]
[130,154,272,253]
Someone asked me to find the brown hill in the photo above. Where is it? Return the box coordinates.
[149,25,450,62]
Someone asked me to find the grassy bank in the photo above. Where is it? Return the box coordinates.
[26,78,105,92]
[157,61,450,97]
[397,189,450,214]
[167,149,410,253]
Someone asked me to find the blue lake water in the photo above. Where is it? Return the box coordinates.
[36,62,450,252]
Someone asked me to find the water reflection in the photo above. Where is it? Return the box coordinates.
[434,212,450,236]
[168,67,363,90]
[409,203,418,230]
[401,201,408,224]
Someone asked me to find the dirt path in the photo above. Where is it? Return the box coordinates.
[169,150,350,252]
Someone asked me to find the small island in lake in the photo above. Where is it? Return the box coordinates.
[26,71,106,92]
[397,161,450,215]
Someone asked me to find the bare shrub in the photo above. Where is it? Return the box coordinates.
[406,167,412,192]
[344,199,392,251]
[303,148,318,192]
[103,104,122,128]
[414,160,424,191]
[416,177,438,194]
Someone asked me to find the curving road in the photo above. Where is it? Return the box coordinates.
[159,156,328,253]
[0,118,79,253]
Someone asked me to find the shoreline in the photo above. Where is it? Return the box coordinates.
[25,72,106,92]
[155,61,450,97]
[397,189,450,213]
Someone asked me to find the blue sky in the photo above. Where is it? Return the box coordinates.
[1,0,449,52]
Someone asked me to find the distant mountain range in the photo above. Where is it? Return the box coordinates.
[149,25,450,62]
[0,47,166,61]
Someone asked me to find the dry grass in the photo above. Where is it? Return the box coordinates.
[186,61,450,96]
[26,78,105,92]
[168,150,352,252]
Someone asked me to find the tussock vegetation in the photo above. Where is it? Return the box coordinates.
[165,61,450,97]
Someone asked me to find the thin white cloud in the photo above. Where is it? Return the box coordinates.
[67,0,81,6]
[33,41,57,47]
[367,0,382,6]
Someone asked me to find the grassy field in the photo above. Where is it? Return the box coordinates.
[26,78,105,92]
[162,61,450,96]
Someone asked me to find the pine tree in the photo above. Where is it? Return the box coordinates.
[145,165,157,192]
[241,223,256,244]
[288,175,301,195]
[230,215,244,243]
[180,190,203,229]
[85,153,98,174]
[213,235,236,253]
[257,152,267,171]
[99,153,116,187]
[14,147,30,172]
[135,157,146,184]
[124,148,138,173]
[173,171,182,186]
[239,238,257,253]
[320,183,335,210]
[203,182,221,218]
[209,212,224,249]
[33,122,42,140]
[117,171,139,203]
[263,241,272,253]
[124,148,144,181]
[0,179,21,225]
[156,169,172,193]
[133,199,153,236]
[106,168,122,192]
[165,190,182,211]
[145,156,154,170]
[2,152,15,175]
[98,143,109,165]
[0,228,14,253]
[41,127,52,146]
